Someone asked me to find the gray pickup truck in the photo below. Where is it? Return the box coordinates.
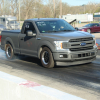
[0,18,98,68]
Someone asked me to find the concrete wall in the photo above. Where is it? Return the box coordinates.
[0,71,85,100]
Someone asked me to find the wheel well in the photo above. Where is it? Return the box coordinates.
[38,45,52,59]
[5,41,13,50]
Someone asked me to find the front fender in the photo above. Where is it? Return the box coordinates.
[37,41,55,59]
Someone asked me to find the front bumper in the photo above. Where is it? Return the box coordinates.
[56,56,96,66]
[53,49,97,66]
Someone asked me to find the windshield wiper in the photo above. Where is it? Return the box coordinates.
[45,30,58,33]
[45,30,75,33]
[59,30,74,32]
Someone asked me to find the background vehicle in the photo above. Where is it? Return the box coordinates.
[0,15,20,30]
[0,24,6,31]
[0,24,6,45]
[0,18,97,68]
[78,23,100,33]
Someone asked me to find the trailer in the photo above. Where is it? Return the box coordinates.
[60,14,93,23]
[0,15,20,30]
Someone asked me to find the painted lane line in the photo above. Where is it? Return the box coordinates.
[19,81,41,88]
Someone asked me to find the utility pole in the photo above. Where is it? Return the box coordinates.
[2,0,4,15]
[18,0,20,29]
[82,4,85,14]
[60,0,62,18]
[34,0,36,18]
[53,0,55,18]
[83,4,85,14]
[19,0,20,21]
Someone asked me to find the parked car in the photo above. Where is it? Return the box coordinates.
[0,16,20,30]
[78,23,100,33]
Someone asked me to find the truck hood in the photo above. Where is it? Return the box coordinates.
[43,31,92,40]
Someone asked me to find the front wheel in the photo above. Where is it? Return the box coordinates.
[5,44,15,60]
[40,47,54,68]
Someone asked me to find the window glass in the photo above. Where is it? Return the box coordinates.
[35,20,75,33]
[94,24,99,26]
[84,24,92,27]
[24,22,36,34]
[84,23,99,27]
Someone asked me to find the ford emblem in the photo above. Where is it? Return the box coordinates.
[80,42,86,46]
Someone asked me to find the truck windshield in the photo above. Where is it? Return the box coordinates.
[35,20,75,33]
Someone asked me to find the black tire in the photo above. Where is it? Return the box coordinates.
[40,47,54,68]
[87,29,91,33]
[5,43,15,60]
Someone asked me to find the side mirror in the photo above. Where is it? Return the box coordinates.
[75,27,78,30]
[26,30,36,37]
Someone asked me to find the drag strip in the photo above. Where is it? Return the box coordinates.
[0,49,100,100]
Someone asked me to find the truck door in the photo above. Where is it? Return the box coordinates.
[19,22,37,56]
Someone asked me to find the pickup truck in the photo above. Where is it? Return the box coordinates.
[0,18,98,68]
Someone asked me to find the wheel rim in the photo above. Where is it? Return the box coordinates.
[6,46,12,58]
[42,51,49,65]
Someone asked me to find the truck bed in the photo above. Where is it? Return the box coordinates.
[2,30,21,34]
[1,30,21,52]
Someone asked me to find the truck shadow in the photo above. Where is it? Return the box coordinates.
[15,55,42,67]
[14,55,94,69]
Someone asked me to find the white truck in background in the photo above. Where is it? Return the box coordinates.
[60,14,93,23]
[0,15,20,30]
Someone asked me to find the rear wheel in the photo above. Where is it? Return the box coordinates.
[40,47,54,68]
[5,44,15,60]
[87,29,91,33]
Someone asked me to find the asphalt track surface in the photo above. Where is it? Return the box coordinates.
[0,48,100,100]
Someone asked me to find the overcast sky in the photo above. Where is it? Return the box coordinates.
[62,0,100,6]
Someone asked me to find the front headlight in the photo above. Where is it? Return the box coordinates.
[54,41,63,50]
[54,41,68,50]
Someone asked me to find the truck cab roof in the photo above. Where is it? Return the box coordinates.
[25,18,62,22]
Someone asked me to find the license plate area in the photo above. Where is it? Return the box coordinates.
[72,52,95,58]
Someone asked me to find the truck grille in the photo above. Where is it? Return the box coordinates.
[69,37,94,51]
[69,37,93,42]
[70,46,93,51]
